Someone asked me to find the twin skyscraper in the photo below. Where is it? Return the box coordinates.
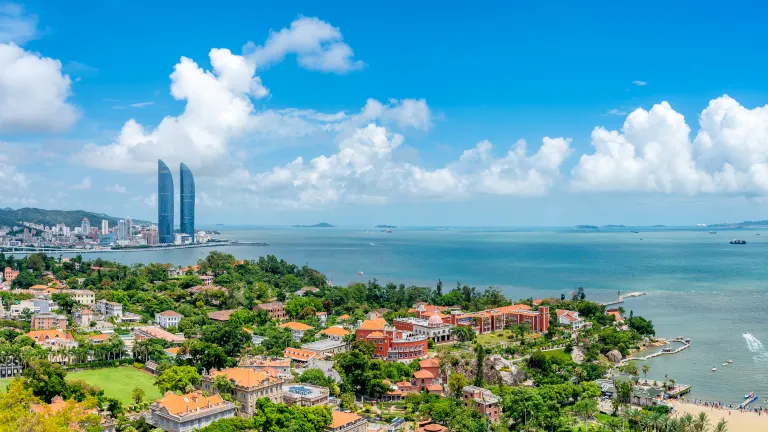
[158,160,195,244]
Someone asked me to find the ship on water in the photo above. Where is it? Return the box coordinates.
[730,239,747,244]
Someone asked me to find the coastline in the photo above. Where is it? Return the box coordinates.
[0,240,268,254]
[669,400,768,431]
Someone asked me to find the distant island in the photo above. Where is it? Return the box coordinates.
[375,225,397,229]
[710,220,768,228]
[0,207,151,228]
[602,224,626,228]
[652,224,667,228]
[291,222,336,228]
[575,225,599,230]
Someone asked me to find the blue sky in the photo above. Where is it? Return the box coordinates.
[3,1,768,226]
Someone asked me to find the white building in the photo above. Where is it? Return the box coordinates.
[96,299,123,318]
[556,309,585,331]
[155,310,183,329]
[101,220,109,235]
[68,289,95,306]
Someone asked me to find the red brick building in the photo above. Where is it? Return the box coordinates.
[355,318,429,361]
[463,385,501,423]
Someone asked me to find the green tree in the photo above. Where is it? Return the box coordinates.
[448,373,469,398]
[452,326,475,343]
[641,364,650,379]
[473,344,485,386]
[129,387,145,406]
[154,365,201,393]
[213,375,235,401]
[22,358,69,403]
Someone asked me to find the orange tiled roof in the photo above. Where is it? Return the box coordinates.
[209,367,277,388]
[89,334,109,341]
[284,347,316,361]
[156,391,225,416]
[320,327,350,337]
[26,329,70,343]
[338,314,352,320]
[366,331,385,339]
[419,358,440,369]
[358,318,386,331]
[330,411,362,429]
[426,384,443,392]
[413,370,434,379]
[262,367,280,377]
[279,321,314,331]
[158,310,182,317]
[165,347,181,355]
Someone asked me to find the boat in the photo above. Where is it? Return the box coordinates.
[746,392,755,399]
[712,368,717,372]
[730,239,747,244]
[631,231,639,233]
[709,231,717,234]
[728,360,733,363]
[722,363,728,366]
[358,271,364,276]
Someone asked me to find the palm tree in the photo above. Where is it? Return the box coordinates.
[693,412,709,432]
[642,364,650,380]
[714,418,728,432]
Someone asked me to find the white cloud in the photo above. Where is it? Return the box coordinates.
[143,193,157,206]
[633,80,647,86]
[244,16,363,74]
[606,108,628,116]
[73,177,92,190]
[0,3,38,44]
[105,184,127,193]
[571,95,768,196]
[0,43,79,132]
[198,191,223,208]
[221,124,571,208]
[129,101,155,108]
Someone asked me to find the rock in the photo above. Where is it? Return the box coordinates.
[571,346,585,364]
[606,350,623,363]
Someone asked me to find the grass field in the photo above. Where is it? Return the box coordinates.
[476,329,517,346]
[67,366,162,404]
[542,348,572,362]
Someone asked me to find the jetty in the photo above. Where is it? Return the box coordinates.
[600,291,647,306]
[626,337,691,361]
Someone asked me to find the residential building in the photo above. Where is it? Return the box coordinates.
[301,339,347,357]
[81,218,90,237]
[121,312,142,323]
[296,286,319,297]
[556,309,585,330]
[134,326,185,345]
[448,305,550,335]
[207,309,237,322]
[150,390,235,432]
[413,369,441,391]
[26,329,78,349]
[607,308,624,323]
[199,275,214,286]
[3,267,18,284]
[327,411,367,432]
[283,347,317,364]
[68,289,95,305]
[158,160,174,244]
[462,386,501,423]
[144,229,159,246]
[316,311,327,325]
[89,334,110,344]
[117,220,127,241]
[31,313,67,330]
[101,220,109,235]
[255,301,286,320]
[238,356,292,375]
[393,315,454,344]
[180,163,195,238]
[282,384,329,407]
[96,299,123,318]
[155,310,183,329]
[355,319,429,361]
[279,321,314,342]
[202,368,283,417]
[73,308,98,327]
[319,326,351,342]
[10,299,41,318]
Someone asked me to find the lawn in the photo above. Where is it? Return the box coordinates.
[67,366,162,404]
[542,348,572,362]
[476,329,517,346]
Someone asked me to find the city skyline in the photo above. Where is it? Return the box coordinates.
[3,2,768,226]
[180,163,195,238]
[157,160,174,244]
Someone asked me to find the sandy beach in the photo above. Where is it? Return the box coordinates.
[669,401,768,431]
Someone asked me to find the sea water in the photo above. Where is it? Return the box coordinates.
[52,226,768,403]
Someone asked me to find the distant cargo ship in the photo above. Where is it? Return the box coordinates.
[730,239,747,245]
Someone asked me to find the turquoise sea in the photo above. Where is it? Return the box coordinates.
[54,226,768,404]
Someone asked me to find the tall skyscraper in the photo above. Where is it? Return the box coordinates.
[126,216,133,239]
[180,163,195,238]
[81,218,90,236]
[158,160,174,244]
[117,220,127,240]
[101,219,109,235]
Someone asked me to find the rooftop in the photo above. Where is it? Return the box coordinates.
[154,391,230,416]
[284,347,316,362]
[157,310,182,317]
[279,321,314,331]
[207,309,238,321]
[320,326,350,337]
[208,367,279,388]
[330,410,363,429]
[302,339,346,351]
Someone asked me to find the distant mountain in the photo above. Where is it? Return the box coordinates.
[0,208,151,228]
[575,225,599,230]
[602,225,626,228]
[652,224,667,228]
[710,220,768,228]
[291,222,336,228]
[375,225,397,229]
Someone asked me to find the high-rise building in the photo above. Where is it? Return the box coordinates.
[126,217,133,239]
[180,163,195,238]
[81,218,90,236]
[158,160,174,244]
[117,220,127,240]
[101,219,109,235]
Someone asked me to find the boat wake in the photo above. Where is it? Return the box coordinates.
[743,333,768,362]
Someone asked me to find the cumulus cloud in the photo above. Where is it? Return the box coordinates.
[221,124,571,208]
[0,3,38,44]
[73,176,92,190]
[105,184,127,193]
[0,43,79,132]
[244,16,363,73]
[143,193,157,207]
[632,80,647,86]
[571,95,768,196]
[0,153,32,204]
[129,101,154,108]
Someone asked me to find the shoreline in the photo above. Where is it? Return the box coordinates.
[669,400,768,431]
[0,240,268,254]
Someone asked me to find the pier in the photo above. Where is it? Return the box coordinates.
[599,291,647,306]
[626,337,691,361]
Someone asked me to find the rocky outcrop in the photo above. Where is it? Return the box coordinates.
[571,346,585,364]
[606,350,623,363]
